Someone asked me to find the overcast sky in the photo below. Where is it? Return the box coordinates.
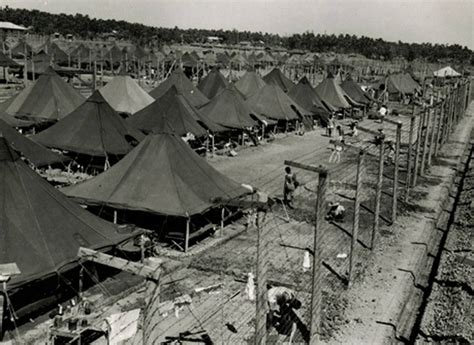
[1,0,473,49]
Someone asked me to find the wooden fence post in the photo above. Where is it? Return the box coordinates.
[255,193,269,345]
[427,104,437,167]
[309,169,328,344]
[405,115,415,201]
[392,122,401,223]
[412,111,423,186]
[434,100,444,157]
[348,150,364,286]
[371,134,384,249]
[420,110,430,176]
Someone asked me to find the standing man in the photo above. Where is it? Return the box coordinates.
[283,167,299,209]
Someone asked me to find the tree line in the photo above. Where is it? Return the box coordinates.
[0,6,472,64]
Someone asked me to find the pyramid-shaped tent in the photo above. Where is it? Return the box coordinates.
[63,132,249,217]
[341,76,374,105]
[0,135,134,290]
[200,87,257,129]
[0,67,85,123]
[99,73,155,115]
[0,51,19,67]
[0,110,33,128]
[288,76,333,114]
[149,68,209,107]
[234,71,266,99]
[33,90,144,157]
[197,68,230,99]
[0,119,69,167]
[315,74,355,109]
[246,84,309,121]
[263,68,294,93]
[385,73,420,96]
[127,86,216,136]
[433,66,461,78]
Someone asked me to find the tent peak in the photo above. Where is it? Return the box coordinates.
[0,133,19,161]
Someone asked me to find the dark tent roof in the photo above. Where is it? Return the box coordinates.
[25,51,56,75]
[63,132,249,217]
[70,44,92,63]
[0,51,19,67]
[0,110,33,128]
[0,135,134,290]
[0,119,69,167]
[181,52,199,68]
[197,68,230,99]
[33,90,144,157]
[288,76,333,114]
[99,74,154,115]
[262,68,294,93]
[0,67,85,123]
[234,71,266,99]
[340,76,374,105]
[10,40,33,58]
[246,84,309,121]
[149,68,209,107]
[200,87,257,129]
[385,73,420,95]
[49,42,70,65]
[104,44,124,64]
[127,86,216,136]
[315,74,356,109]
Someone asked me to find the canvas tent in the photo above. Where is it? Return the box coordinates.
[200,87,257,129]
[433,66,461,78]
[315,74,356,109]
[0,134,135,291]
[99,73,154,115]
[0,51,19,68]
[234,71,266,99]
[127,86,221,136]
[149,68,209,107]
[340,76,374,105]
[0,118,69,167]
[197,68,230,99]
[263,68,294,93]
[0,67,84,123]
[63,131,249,217]
[0,110,32,128]
[33,90,144,157]
[246,84,308,121]
[385,73,420,98]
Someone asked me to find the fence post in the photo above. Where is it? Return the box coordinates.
[309,169,328,345]
[348,150,364,286]
[420,109,430,176]
[427,101,437,168]
[255,193,269,345]
[446,88,454,138]
[405,115,415,201]
[413,110,423,185]
[392,122,401,223]
[371,134,384,249]
[434,99,444,156]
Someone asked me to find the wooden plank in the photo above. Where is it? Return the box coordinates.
[77,247,161,280]
[284,160,328,174]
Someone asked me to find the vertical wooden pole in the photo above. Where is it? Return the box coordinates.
[434,100,444,156]
[405,116,415,201]
[142,258,161,345]
[255,192,269,345]
[427,105,436,167]
[420,110,429,176]
[349,150,364,286]
[92,61,97,91]
[371,135,384,249]
[220,207,225,237]
[113,210,117,224]
[184,218,190,252]
[392,123,401,223]
[78,267,84,299]
[309,170,328,344]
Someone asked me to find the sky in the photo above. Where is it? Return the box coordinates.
[1,0,473,49]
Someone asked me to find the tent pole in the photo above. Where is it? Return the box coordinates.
[221,208,225,237]
[185,218,190,252]
[113,210,117,224]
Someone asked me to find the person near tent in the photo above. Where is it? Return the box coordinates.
[325,201,346,222]
[348,121,359,137]
[283,167,299,209]
[386,140,396,164]
[376,104,388,122]
[336,125,345,142]
[326,114,335,137]
[267,286,302,344]
[328,139,343,164]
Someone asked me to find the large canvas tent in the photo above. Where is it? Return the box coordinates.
[246,84,308,121]
[127,86,222,136]
[63,131,249,217]
[385,73,420,98]
[149,68,209,107]
[0,51,19,68]
[197,68,230,99]
[0,119,69,167]
[99,73,154,115]
[433,66,461,78]
[33,90,144,157]
[234,71,266,99]
[263,68,294,93]
[340,76,374,105]
[315,74,356,109]
[0,134,135,291]
[0,67,84,123]
[200,87,257,129]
